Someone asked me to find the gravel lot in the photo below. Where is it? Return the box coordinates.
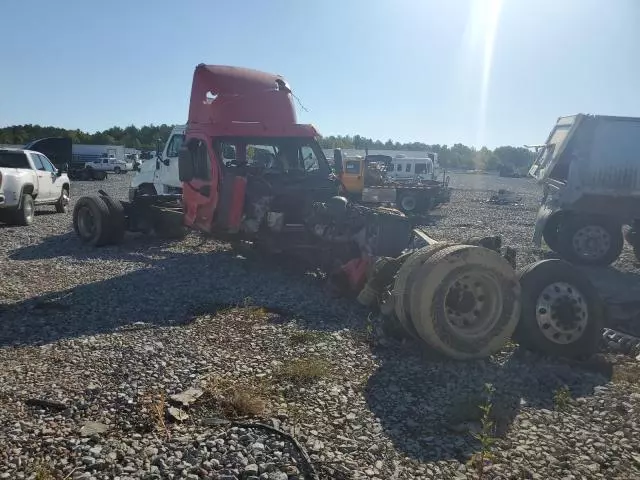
[1,172,640,480]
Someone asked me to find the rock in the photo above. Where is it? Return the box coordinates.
[251,442,265,451]
[244,464,259,477]
[80,422,109,437]
[169,387,204,406]
[267,473,288,480]
[167,407,189,422]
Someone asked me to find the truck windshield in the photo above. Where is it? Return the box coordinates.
[0,152,30,168]
[215,137,330,175]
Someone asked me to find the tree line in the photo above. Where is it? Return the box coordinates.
[0,124,533,172]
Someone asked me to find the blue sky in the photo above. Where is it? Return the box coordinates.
[1,0,638,148]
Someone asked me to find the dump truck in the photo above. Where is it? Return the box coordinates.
[71,65,605,360]
[338,152,451,213]
[531,114,640,266]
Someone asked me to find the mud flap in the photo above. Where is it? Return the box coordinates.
[533,203,557,248]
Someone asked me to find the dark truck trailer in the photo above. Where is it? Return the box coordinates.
[24,137,107,181]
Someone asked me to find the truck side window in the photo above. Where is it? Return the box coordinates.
[405,163,411,172]
[39,155,56,172]
[415,163,427,174]
[191,139,211,180]
[167,134,185,158]
[344,160,360,173]
[31,154,45,171]
[396,163,402,172]
[299,146,319,172]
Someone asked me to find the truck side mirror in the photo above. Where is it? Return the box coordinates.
[333,148,344,174]
[178,147,194,182]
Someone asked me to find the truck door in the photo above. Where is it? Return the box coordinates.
[155,132,185,191]
[30,153,56,201]
[181,137,220,232]
[341,159,365,194]
[40,154,65,200]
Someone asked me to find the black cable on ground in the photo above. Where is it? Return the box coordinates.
[232,421,320,480]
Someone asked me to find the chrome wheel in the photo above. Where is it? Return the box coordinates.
[77,206,96,239]
[61,189,70,208]
[443,271,502,338]
[535,282,587,345]
[572,225,610,260]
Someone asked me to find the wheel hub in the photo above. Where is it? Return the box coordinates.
[444,272,501,336]
[572,225,610,260]
[535,282,588,344]
[77,206,96,238]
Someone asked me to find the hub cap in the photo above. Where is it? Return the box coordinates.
[572,225,610,260]
[62,190,70,207]
[444,271,501,337]
[535,282,588,344]
[77,206,96,239]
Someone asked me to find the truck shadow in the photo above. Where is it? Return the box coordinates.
[8,231,204,265]
[364,342,611,464]
[1,235,366,347]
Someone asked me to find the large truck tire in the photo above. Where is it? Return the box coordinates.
[73,196,112,246]
[542,213,563,252]
[392,242,457,339]
[408,244,521,359]
[54,187,70,213]
[515,259,603,357]
[153,210,187,239]
[14,193,35,226]
[99,195,126,245]
[397,192,418,213]
[557,215,623,266]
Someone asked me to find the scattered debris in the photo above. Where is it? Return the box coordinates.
[488,189,523,205]
[24,398,68,411]
[169,387,203,407]
[167,407,189,422]
[79,421,109,437]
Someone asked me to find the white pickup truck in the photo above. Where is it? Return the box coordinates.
[0,147,71,226]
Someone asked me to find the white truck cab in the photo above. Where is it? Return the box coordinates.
[129,125,185,200]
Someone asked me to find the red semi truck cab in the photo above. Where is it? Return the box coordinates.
[178,64,336,234]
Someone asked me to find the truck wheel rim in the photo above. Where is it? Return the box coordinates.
[401,196,416,211]
[62,190,70,207]
[77,206,96,238]
[572,225,610,260]
[535,281,587,344]
[443,271,501,337]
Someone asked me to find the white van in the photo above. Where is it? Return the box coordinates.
[130,125,185,199]
[386,154,437,182]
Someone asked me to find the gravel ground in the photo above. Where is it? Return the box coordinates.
[1,172,640,480]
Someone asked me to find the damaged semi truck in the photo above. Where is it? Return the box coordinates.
[72,64,604,359]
